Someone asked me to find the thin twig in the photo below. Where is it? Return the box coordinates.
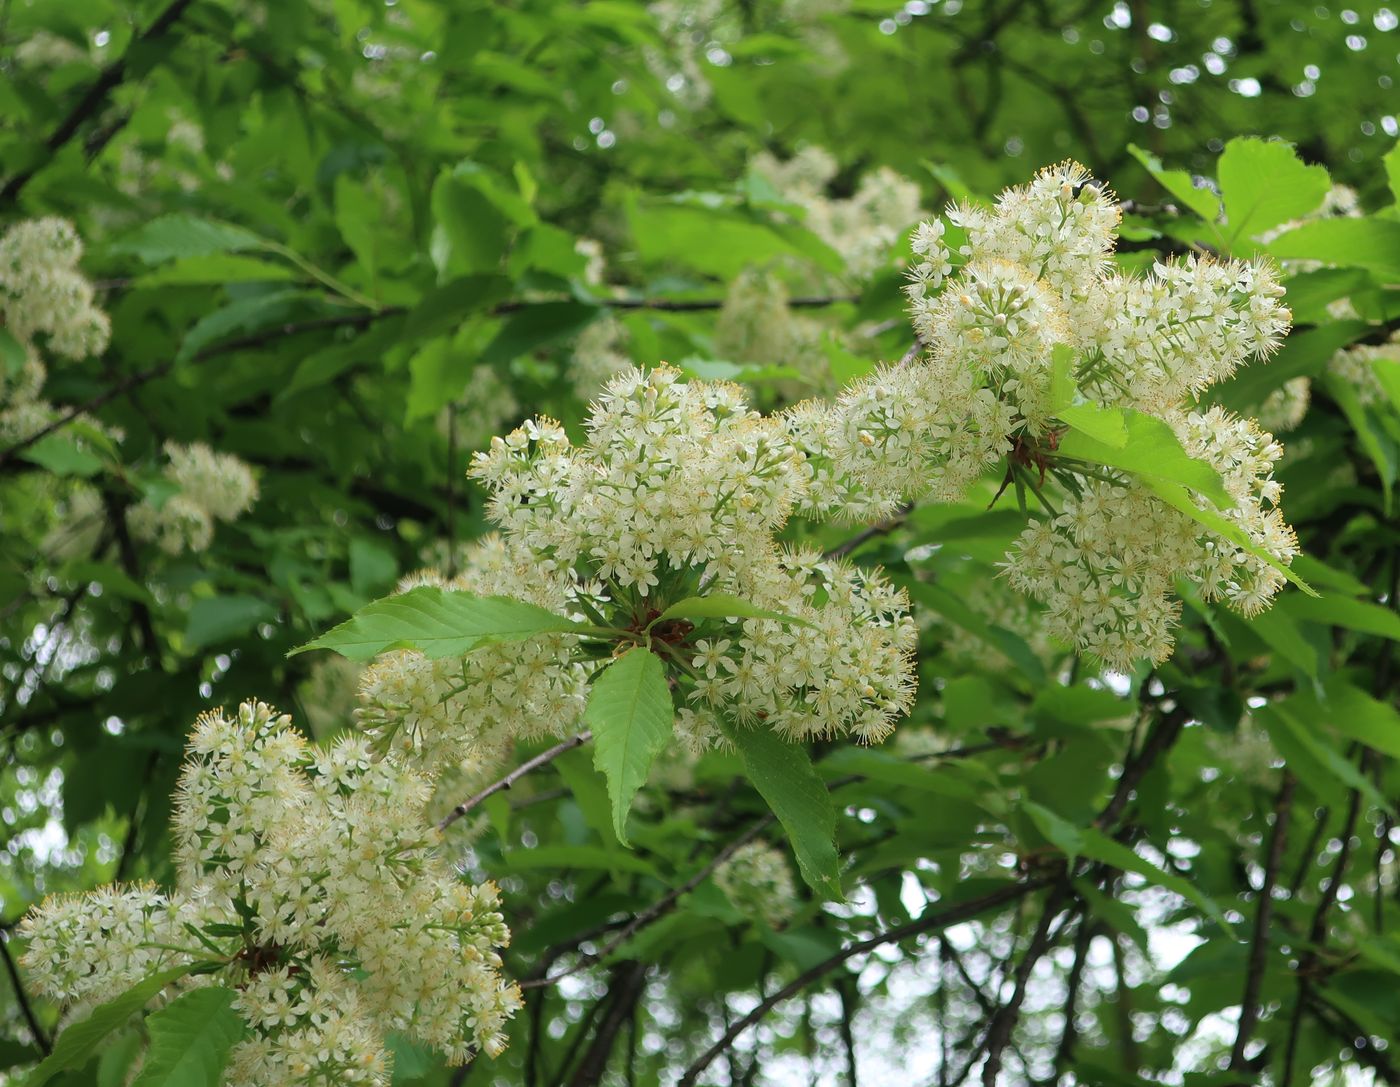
[1229,772,1296,1071]
[823,503,914,560]
[1281,781,1364,1087]
[0,0,197,203]
[521,816,774,989]
[438,731,592,832]
[676,878,1050,1087]
[0,930,49,1054]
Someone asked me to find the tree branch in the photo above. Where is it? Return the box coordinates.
[1230,771,1296,1071]
[677,878,1050,1086]
[438,731,592,832]
[0,930,49,1054]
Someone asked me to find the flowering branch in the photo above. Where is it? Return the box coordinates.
[437,731,593,832]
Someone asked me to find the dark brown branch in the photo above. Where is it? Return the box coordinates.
[566,961,649,1087]
[1230,772,1296,1071]
[0,309,399,467]
[823,504,914,560]
[677,878,1050,1087]
[438,731,591,832]
[1094,702,1188,830]
[0,930,49,1054]
[1282,781,1364,1087]
[0,0,197,203]
[978,882,1073,1086]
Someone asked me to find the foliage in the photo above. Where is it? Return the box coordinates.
[3,2,1400,1087]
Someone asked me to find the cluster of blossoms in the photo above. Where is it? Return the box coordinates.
[715,266,834,396]
[21,702,520,1083]
[356,535,586,772]
[0,217,111,442]
[128,441,259,554]
[471,366,917,744]
[752,147,925,279]
[567,315,633,401]
[789,161,1296,666]
[1328,338,1397,408]
[713,840,797,929]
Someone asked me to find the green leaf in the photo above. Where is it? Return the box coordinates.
[1057,409,1231,508]
[1023,801,1232,932]
[903,580,1046,686]
[1258,704,1392,814]
[128,987,244,1087]
[110,215,262,263]
[131,253,294,287]
[185,595,277,650]
[176,290,308,363]
[652,594,809,628]
[1217,137,1329,244]
[1325,374,1395,508]
[1057,402,1128,447]
[289,586,586,660]
[334,175,381,285]
[28,964,207,1086]
[1127,144,1222,222]
[719,718,843,900]
[1279,592,1400,643]
[481,302,598,366]
[1293,680,1400,759]
[1267,218,1400,281]
[1386,140,1400,206]
[1046,343,1077,414]
[19,435,104,477]
[585,647,676,846]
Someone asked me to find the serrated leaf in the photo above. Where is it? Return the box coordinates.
[653,594,809,627]
[719,717,843,900]
[1278,592,1400,643]
[586,647,675,846]
[1217,137,1330,245]
[1257,704,1392,815]
[128,986,244,1087]
[28,964,207,1086]
[1057,409,1231,507]
[110,215,262,263]
[290,586,586,660]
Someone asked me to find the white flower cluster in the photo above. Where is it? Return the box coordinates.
[568,315,632,401]
[789,162,1296,666]
[443,367,521,451]
[752,148,925,279]
[21,701,521,1084]
[471,366,917,742]
[715,266,831,395]
[714,840,797,929]
[129,441,258,554]
[1328,338,1397,408]
[0,218,111,443]
[356,536,586,771]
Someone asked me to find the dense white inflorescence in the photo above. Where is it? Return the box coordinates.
[128,441,259,554]
[469,366,917,743]
[714,840,798,929]
[20,702,521,1084]
[789,161,1297,667]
